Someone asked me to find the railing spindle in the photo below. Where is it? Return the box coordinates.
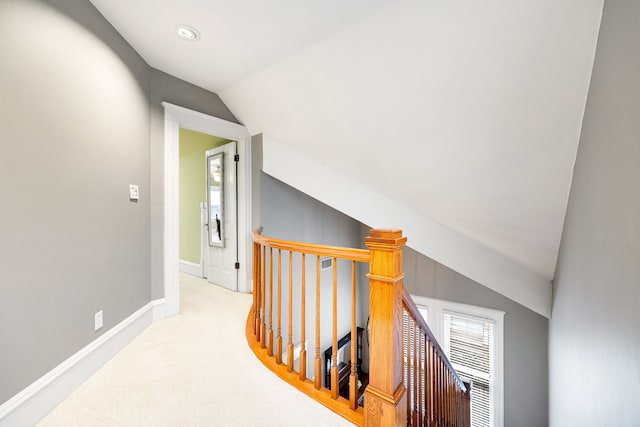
[349,260,358,410]
[253,243,259,335]
[314,255,321,389]
[407,318,413,425]
[427,340,432,425]
[287,251,294,372]
[268,247,274,356]
[418,326,423,426]
[331,258,339,399]
[300,253,307,381]
[413,323,420,426]
[276,249,283,364]
[261,245,266,347]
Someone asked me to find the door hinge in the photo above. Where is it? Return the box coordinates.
[235,262,240,270]
[234,154,240,162]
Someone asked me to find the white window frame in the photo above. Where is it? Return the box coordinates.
[411,295,505,427]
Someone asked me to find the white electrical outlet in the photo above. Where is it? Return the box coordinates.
[129,184,139,201]
[95,310,103,331]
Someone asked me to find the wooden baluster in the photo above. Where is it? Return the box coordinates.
[421,335,424,427]
[444,369,448,426]
[453,383,457,427]
[260,246,266,347]
[449,373,452,426]
[452,375,456,425]
[407,317,412,425]
[268,247,274,356]
[276,249,283,364]
[413,320,417,427]
[418,331,422,427]
[330,258,339,399]
[435,355,440,426]
[438,360,446,426]
[464,380,471,427]
[252,243,258,335]
[449,373,454,426]
[437,358,442,426]
[287,251,294,372]
[413,320,418,427]
[314,255,322,389]
[256,244,261,337]
[363,229,408,427]
[416,327,424,426]
[300,253,307,381]
[453,376,457,426]
[349,260,358,410]
[252,243,256,334]
[402,309,406,420]
[426,340,432,426]
[427,340,433,426]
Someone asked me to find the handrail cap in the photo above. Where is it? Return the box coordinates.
[365,229,407,246]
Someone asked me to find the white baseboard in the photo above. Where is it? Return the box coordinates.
[179,259,202,277]
[0,299,166,427]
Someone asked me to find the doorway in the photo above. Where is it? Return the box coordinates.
[163,102,252,316]
[178,128,231,279]
[203,142,238,291]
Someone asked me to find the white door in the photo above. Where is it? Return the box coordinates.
[204,142,237,291]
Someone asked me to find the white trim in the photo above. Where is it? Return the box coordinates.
[411,295,504,427]
[162,102,253,310]
[261,135,551,318]
[179,259,203,277]
[0,299,166,427]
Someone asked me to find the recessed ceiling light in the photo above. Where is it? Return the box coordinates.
[176,25,200,41]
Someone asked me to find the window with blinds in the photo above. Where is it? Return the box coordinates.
[413,297,502,427]
[444,312,495,427]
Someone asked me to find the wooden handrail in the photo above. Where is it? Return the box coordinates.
[247,228,470,427]
[253,230,371,263]
[401,288,467,392]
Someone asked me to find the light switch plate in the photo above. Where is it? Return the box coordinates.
[129,184,139,201]
[95,311,103,331]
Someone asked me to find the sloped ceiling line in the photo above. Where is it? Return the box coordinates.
[262,136,552,317]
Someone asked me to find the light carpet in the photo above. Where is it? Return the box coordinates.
[37,274,352,426]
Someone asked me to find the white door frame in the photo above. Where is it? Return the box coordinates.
[162,102,252,316]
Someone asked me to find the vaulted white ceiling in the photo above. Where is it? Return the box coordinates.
[91,0,604,316]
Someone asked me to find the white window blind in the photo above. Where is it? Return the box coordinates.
[444,312,495,427]
[410,295,504,427]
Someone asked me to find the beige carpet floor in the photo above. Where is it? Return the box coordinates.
[37,274,353,427]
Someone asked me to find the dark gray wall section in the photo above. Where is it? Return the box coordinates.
[148,68,238,299]
[549,1,640,425]
[251,134,263,232]
[0,0,238,404]
[260,173,361,248]
[404,246,549,427]
[0,0,150,404]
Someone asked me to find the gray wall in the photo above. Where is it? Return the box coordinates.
[402,245,548,427]
[0,0,236,405]
[259,173,364,382]
[549,1,640,425]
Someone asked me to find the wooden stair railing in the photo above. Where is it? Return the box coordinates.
[247,229,470,426]
[402,289,471,426]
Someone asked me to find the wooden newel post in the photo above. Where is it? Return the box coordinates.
[364,229,407,427]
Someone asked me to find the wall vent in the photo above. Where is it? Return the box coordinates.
[321,257,333,270]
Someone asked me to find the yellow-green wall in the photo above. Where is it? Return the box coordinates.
[179,128,231,264]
